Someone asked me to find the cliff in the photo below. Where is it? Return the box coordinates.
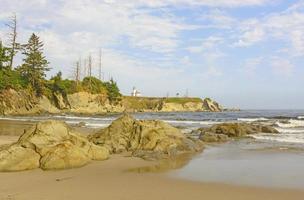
[0,89,224,115]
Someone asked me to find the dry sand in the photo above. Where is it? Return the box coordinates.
[0,122,304,200]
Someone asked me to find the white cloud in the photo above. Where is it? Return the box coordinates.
[187,36,223,53]
[271,57,294,77]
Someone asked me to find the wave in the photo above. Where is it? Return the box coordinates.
[84,123,110,128]
[164,120,220,125]
[237,117,269,122]
[276,128,304,134]
[298,116,304,119]
[251,134,304,144]
[275,119,304,128]
[52,115,114,121]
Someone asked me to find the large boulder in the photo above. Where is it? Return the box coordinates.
[0,120,109,172]
[89,114,203,160]
[0,145,40,172]
[197,123,278,142]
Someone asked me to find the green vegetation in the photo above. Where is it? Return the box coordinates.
[0,69,27,90]
[0,14,122,104]
[164,97,202,105]
[122,96,163,110]
[18,33,50,96]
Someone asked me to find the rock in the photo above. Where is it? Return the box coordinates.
[89,114,203,160]
[200,132,228,143]
[39,141,91,170]
[0,120,109,172]
[197,123,278,140]
[202,98,222,112]
[0,145,40,172]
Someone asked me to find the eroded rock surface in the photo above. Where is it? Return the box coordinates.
[0,120,109,172]
[89,114,203,160]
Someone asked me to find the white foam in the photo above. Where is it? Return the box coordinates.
[85,123,110,128]
[237,117,268,122]
[164,120,220,126]
[276,128,304,134]
[251,134,304,144]
[276,120,304,128]
[298,116,304,119]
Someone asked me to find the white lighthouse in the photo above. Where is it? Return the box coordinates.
[131,87,141,97]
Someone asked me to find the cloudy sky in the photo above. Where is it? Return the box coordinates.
[0,0,304,109]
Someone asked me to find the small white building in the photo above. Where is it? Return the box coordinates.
[131,87,141,97]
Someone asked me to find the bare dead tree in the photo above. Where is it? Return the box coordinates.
[74,60,81,84]
[98,48,102,80]
[6,13,17,69]
[88,54,92,77]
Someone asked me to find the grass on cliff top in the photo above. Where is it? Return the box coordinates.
[164,97,202,104]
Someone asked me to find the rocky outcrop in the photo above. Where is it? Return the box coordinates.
[202,98,222,112]
[67,92,124,114]
[160,102,203,112]
[89,114,203,160]
[0,120,109,172]
[0,89,59,115]
[196,123,278,143]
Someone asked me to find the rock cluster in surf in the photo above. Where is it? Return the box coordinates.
[195,123,279,143]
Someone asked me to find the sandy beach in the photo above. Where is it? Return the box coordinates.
[0,133,304,200]
[1,152,304,200]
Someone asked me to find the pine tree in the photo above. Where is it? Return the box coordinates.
[18,33,50,96]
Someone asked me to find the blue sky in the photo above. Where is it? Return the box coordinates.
[0,0,304,109]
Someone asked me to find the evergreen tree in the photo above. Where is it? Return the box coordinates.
[18,33,50,96]
[104,78,121,103]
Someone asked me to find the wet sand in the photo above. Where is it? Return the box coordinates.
[0,153,304,200]
[1,120,304,200]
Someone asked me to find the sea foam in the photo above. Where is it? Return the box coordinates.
[237,117,269,122]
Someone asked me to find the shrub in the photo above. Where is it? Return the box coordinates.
[0,69,27,90]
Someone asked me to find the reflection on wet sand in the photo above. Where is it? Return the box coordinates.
[127,153,196,173]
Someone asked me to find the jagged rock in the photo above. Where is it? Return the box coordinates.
[202,98,222,112]
[197,123,278,141]
[89,114,204,160]
[0,120,109,172]
[200,132,228,143]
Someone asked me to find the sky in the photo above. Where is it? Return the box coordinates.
[0,0,304,109]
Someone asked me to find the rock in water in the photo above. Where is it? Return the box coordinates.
[89,114,203,160]
[197,122,278,142]
[0,120,109,172]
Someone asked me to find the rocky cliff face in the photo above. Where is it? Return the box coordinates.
[0,89,59,115]
[0,89,224,115]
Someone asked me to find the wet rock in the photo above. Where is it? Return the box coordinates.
[197,123,278,141]
[200,132,228,143]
